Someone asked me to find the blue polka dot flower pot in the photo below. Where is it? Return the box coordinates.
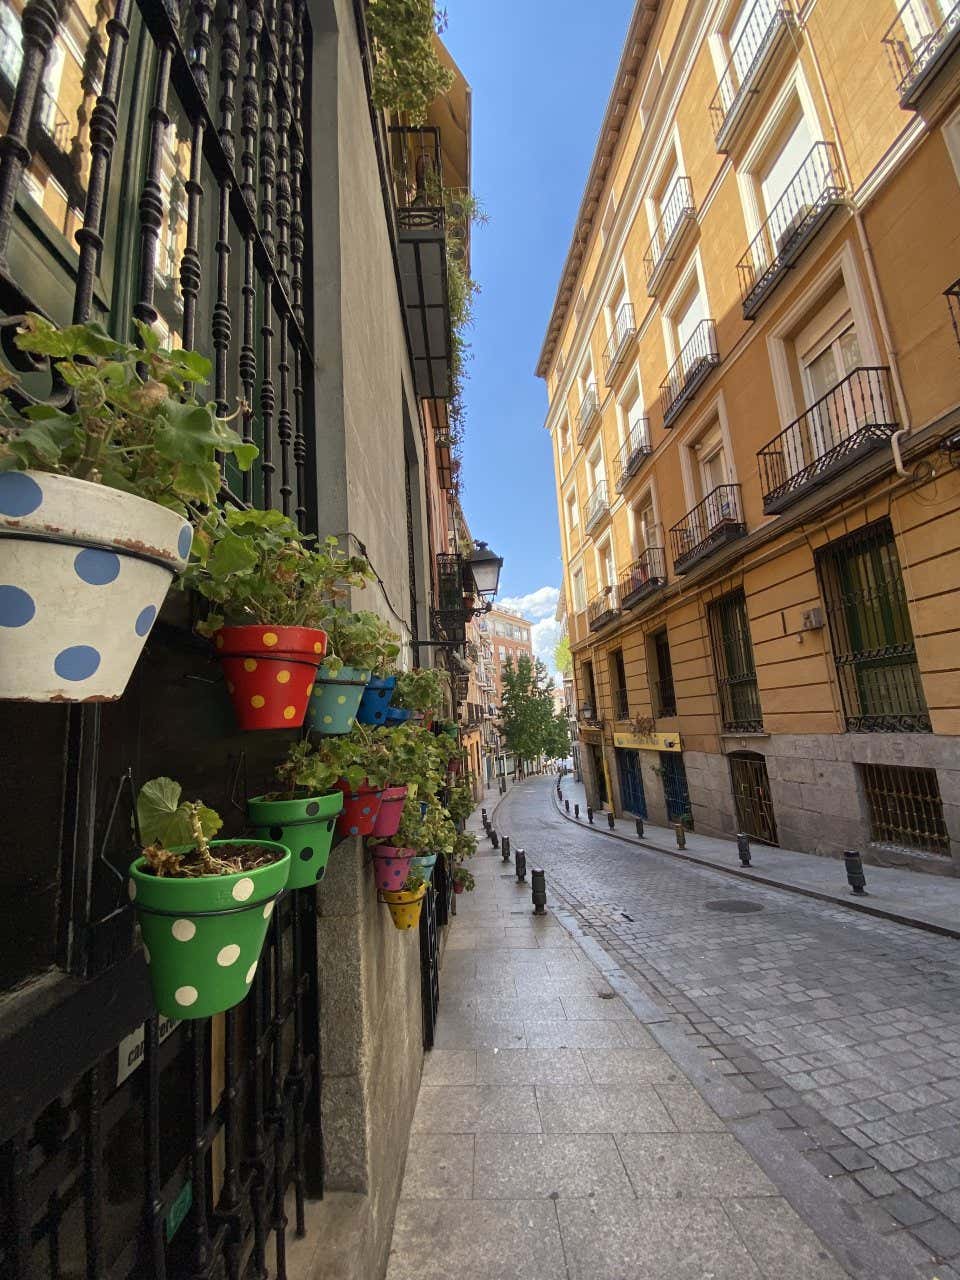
[247,790,343,889]
[128,839,291,1020]
[307,663,371,735]
[356,674,397,725]
[333,778,383,838]
[384,706,413,728]
[0,471,192,701]
[372,845,415,893]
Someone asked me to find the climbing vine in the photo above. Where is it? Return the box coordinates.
[367,0,453,123]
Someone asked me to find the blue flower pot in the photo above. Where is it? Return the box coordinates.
[307,663,371,735]
[384,706,412,727]
[412,852,438,876]
[356,675,397,725]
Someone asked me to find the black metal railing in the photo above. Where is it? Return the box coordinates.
[738,142,844,316]
[584,478,610,531]
[614,418,651,490]
[710,0,794,145]
[588,584,620,631]
[643,176,696,291]
[602,302,636,384]
[758,367,897,513]
[433,552,469,644]
[618,546,667,608]
[883,0,960,102]
[576,383,600,443]
[660,320,719,426]
[389,124,444,226]
[613,686,630,719]
[653,675,677,717]
[863,763,949,854]
[671,484,746,573]
[708,590,764,733]
[946,278,960,353]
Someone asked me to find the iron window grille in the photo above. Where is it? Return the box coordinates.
[643,176,696,294]
[618,546,666,610]
[737,142,845,318]
[862,763,949,854]
[587,583,620,631]
[708,590,764,733]
[602,302,636,384]
[709,0,795,150]
[946,278,960,353]
[652,630,676,716]
[584,478,610,533]
[659,319,719,426]
[670,484,746,574]
[576,383,600,444]
[613,686,630,720]
[882,0,960,105]
[757,367,898,513]
[614,418,651,491]
[815,519,931,732]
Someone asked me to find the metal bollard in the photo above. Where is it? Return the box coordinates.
[481,808,487,824]
[607,812,615,830]
[531,867,546,915]
[737,833,752,866]
[490,829,499,850]
[635,818,644,838]
[515,847,527,882]
[675,823,686,850]
[501,835,511,863]
[844,849,867,895]
[574,804,580,819]
[587,806,594,824]
[564,799,570,813]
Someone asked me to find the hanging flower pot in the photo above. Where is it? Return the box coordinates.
[384,706,413,728]
[356,675,396,726]
[411,852,438,877]
[0,472,193,701]
[334,778,383,837]
[371,845,415,892]
[382,882,427,930]
[129,840,291,1020]
[214,625,327,730]
[453,880,464,895]
[371,784,408,839]
[247,790,343,889]
[308,663,371,735]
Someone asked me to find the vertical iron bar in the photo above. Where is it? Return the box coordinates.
[84,1063,103,1280]
[288,889,306,1234]
[189,1021,211,1275]
[180,0,214,352]
[270,908,288,1279]
[259,4,278,510]
[240,0,263,504]
[143,1017,167,1280]
[220,1007,243,1280]
[247,960,269,1280]
[133,39,175,331]
[213,0,240,451]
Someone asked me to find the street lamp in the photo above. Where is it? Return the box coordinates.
[466,541,503,608]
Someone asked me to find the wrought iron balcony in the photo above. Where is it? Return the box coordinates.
[618,546,667,610]
[670,484,746,574]
[737,143,845,318]
[575,383,600,444]
[613,686,630,720]
[588,584,620,632]
[602,303,637,385]
[584,478,610,533]
[614,419,651,491]
[883,0,960,106]
[659,320,719,427]
[643,177,696,296]
[758,367,898,514]
[653,675,677,717]
[389,126,451,400]
[709,0,795,151]
[947,278,960,353]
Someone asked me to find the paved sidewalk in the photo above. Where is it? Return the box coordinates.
[385,809,860,1278]
[555,776,960,938]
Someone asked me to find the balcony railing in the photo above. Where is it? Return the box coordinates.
[602,303,637,385]
[576,383,600,444]
[737,143,845,318]
[584,478,610,532]
[618,546,667,609]
[709,0,795,150]
[653,675,677,717]
[643,177,696,295]
[758,367,898,514]
[588,585,620,631]
[614,419,651,491]
[883,0,960,105]
[659,319,719,427]
[613,686,630,720]
[670,484,746,574]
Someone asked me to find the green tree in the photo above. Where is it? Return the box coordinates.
[500,655,557,775]
[543,711,570,762]
[554,635,572,675]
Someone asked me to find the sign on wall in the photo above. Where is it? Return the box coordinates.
[613,730,682,752]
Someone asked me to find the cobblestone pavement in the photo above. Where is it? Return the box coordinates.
[497,776,960,1280]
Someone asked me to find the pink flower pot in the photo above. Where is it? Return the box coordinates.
[372,846,415,892]
[372,784,408,839]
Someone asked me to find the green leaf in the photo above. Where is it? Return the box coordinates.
[137,777,223,848]
[166,348,212,384]
[134,318,160,353]
[206,529,260,578]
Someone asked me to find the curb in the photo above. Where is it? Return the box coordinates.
[550,790,960,942]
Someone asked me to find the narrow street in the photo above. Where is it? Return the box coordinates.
[484,776,960,1279]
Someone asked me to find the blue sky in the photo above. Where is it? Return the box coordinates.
[443,1,635,666]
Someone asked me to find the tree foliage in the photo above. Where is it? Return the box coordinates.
[367,0,453,123]
[554,634,572,675]
[500,655,564,768]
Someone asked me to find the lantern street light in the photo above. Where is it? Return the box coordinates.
[466,541,503,609]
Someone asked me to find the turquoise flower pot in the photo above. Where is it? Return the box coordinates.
[412,852,438,876]
[307,663,371,735]
[357,675,396,725]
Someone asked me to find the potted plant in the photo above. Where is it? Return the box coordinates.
[183,511,370,730]
[369,721,448,839]
[452,865,475,895]
[308,728,393,837]
[310,609,400,734]
[382,870,428,930]
[128,777,290,1019]
[444,777,475,827]
[404,796,457,879]
[0,316,255,701]
[247,740,344,888]
[388,665,447,728]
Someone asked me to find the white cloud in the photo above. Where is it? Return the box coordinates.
[497,585,559,622]
[531,616,561,680]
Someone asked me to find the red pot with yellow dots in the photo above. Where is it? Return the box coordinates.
[213,625,327,730]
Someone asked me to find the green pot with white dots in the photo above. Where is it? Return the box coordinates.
[247,791,343,889]
[307,664,371,735]
[128,840,291,1020]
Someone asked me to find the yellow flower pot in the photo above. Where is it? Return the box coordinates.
[382,882,427,930]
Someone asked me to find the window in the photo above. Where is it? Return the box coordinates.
[692,420,728,501]
[816,519,930,732]
[618,377,646,447]
[587,442,604,491]
[652,628,676,716]
[610,649,629,719]
[582,659,598,711]
[499,646,507,662]
[632,496,656,556]
[757,108,815,249]
[572,567,586,612]
[597,537,615,589]
[862,764,949,855]
[675,280,708,355]
[708,589,763,732]
[566,490,579,542]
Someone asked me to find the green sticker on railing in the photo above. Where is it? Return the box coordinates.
[165,1180,192,1243]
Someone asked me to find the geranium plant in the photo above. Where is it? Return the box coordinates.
[391,666,447,715]
[321,607,400,675]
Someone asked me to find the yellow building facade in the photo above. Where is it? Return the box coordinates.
[540,0,960,869]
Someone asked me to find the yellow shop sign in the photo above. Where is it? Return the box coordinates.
[613,730,682,752]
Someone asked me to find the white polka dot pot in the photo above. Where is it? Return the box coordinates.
[128,839,291,1019]
[0,471,192,701]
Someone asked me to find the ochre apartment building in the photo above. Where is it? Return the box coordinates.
[541,0,960,870]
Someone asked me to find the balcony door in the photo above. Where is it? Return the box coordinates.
[759,109,814,252]
[798,293,866,460]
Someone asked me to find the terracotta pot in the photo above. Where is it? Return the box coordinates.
[371,784,407,838]
[214,625,326,730]
[371,845,415,892]
[307,663,371,735]
[334,778,383,837]
[247,789,343,888]
[382,882,427,930]
[356,674,396,726]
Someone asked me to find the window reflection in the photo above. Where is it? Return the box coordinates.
[153,113,191,348]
